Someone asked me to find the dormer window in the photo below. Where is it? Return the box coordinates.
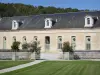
[44,18,53,28]
[12,20,19,30]
[47,20,49,26]
[14,22,16,27]
[87,18,90,24]
[84,15,94,27]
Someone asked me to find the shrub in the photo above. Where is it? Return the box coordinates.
[62,41,73,53]
[11,41,20,51]
[22,43,29,50]
[29,41,41,54]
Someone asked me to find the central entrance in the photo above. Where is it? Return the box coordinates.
[45,36,50,51]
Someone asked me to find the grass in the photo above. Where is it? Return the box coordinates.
[0,61,100,75]
[0,60,32,70]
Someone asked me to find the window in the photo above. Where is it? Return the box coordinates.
[71,36,76,50]
[13,36,16,42]
[44,18,52,28]
[3,36,6,49]
[84,16,94,27]
[34,36,38,41]
[47,20,49,26]
[45,36,50,50]
[87,18,90,24]
[57,36,62,49]
[86,36,91,50]
[23,36,26,43]
[14,22,16,28]
[45,36,50,44]
[12,20,19,30]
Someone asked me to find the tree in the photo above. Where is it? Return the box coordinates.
[0,2,90,17]
[62,42,73,59]
[29,41,41,54]
[11,41,20,51]
[62,41,73,53]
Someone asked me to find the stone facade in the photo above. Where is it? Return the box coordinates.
[0,29,100,53]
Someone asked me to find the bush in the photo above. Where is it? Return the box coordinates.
[22,43,29,50]
[29,41,41,54]
[11,41,20,51]
[62,41,73,52]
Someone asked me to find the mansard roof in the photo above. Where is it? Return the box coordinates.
[0,11,100,30]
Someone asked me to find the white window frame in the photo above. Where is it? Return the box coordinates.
[13,36,16,42]
[57,36,62,49]
[3,36,6,49]
[44,18,52,28]
[84,16,94,27]
[12,20,19,30]
[86,36,91,50]
[71,36,76,50]
[23,36,27,43]
[34,36,38,41]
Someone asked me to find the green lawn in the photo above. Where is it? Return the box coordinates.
[1,61,100,75]
[0,61,32,70]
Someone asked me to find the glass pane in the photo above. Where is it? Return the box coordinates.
[58,43,62,49]
[87,18,90,24]
[47,20,49,26]
[86,44,91,50]
[3,37,6,49]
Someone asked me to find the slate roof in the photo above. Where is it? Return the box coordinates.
[0,11,100,30]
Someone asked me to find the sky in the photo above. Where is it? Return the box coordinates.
[0,0,100,10]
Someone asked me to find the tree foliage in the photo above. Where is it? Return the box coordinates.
[22,43,29,50]
[62,41,73,52]
[0,2,90,17]
[11,41,20,51]
[29,41,41,54]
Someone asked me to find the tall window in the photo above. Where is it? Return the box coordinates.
[23,36,26,43]
[45,36,50,50]
[47,20,49,26]
[34,36,38,41]
[87,18,90,24]
[13,36,16,42]
[86,36,91,50]
[3,36,6,49]
[57,36,62,49]
[71,36,76,50]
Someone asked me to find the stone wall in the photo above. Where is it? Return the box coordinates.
[0,51,32,60]
[0,50,100,60]
[74,50,100,59]
[41,50,100,60]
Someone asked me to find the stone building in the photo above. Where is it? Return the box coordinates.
[0,11,100,53]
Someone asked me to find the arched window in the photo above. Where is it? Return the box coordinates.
[86,36,91,50]
[3,36,6,49]
[87,18,90,24]
[57,36,62,49]
[71,36,76,50]
[13,36,16,42]
[34,36,38,41]
[45,36,50,50]
[23,36,26,43]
